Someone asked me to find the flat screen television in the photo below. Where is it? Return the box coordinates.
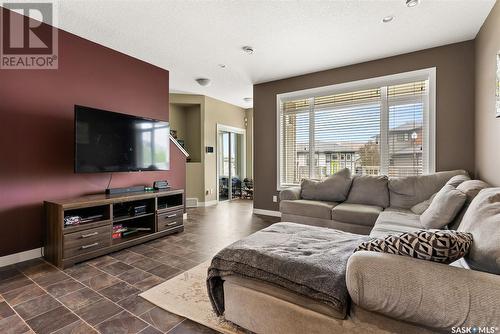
[75,105,170,173]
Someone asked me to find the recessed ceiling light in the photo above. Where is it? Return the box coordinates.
[218,64,226,69]
[382,15,394,23]
[243,97,253,103]
[406,0,419,7]
[195,78,211,87]
[242,46,254,54]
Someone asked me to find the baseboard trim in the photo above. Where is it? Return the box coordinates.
[253,209,282,217]
[186,198,199,208]
[199,200,218,207]
[0,248,43,268]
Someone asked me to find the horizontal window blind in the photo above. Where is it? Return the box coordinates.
[387,81,427,177]
[279,77,430,187]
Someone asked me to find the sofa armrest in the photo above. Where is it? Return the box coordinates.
[346,251,500,331]
[279,187,301,201]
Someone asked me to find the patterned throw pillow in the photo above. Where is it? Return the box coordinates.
[356,230,473,264]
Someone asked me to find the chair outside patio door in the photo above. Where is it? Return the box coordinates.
[217,124,245,202]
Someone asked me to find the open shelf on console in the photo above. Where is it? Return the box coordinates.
[113,212,155,223]
[63,205,111,230]
[157,193,183,211]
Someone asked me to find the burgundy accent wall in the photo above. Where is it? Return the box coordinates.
[0,11,186,256]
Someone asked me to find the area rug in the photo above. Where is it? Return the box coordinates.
[139,261,245,334]
[139,261,428,334]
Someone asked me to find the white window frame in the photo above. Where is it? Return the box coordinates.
[276,68,436,190]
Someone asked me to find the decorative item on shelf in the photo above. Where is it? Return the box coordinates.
[170,129,178,139]
[129,204,147,216]
[177,139,185,148]
[64,215,81,226]
[144,186,154,192]
[496,51,500,118]
[153,180,170,190]
[112,224,126,239]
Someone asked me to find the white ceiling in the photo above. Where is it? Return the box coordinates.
[50,0,495,108]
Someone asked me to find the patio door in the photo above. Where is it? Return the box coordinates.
[217,125,245,202]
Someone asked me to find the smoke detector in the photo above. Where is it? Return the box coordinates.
[406,0,419,7]
[195,78,211,87]
[242,46,254,54]
[382,15,394,23]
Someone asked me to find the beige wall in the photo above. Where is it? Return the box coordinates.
[169,104,187,140]
[184,105,202,162]
[475,2,500,186]
[245,108,254,179]
[170,94,205,201]
[169,94,247,203]
[204,96,246,203]
[254,41,476,211]
[186,162,204,200]
[169,103,202,162]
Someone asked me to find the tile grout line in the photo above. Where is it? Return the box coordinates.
[70,262,163,332]
[3,261,99,334]
[165,318,188,334]
[86,260,165,293]
[84,259,188,333]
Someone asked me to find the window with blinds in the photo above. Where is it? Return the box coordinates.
[278,72,433,187]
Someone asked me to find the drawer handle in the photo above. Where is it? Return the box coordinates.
[80,242,99,250]
[166,221,178,226]
[166,214,177,218]
[81,232,98,238]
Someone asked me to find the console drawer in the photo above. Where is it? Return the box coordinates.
[63,225,111,258]
[157,210,183,231]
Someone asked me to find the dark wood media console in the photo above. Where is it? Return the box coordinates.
[44,189,185,268]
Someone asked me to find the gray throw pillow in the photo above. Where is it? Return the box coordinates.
[410,193,437,215]
[448,180,490,230]
[300,168,352,202]
[445,174,471,187]
[346,175,389,208]
[356,229,473,264]
[420,185,466,229]
[458,187,500,274]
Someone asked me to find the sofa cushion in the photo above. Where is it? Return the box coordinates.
[448,180,490,230]
[345,175,389,208]
[445,174,471,187]
[388,170,468,209]
[370,210,422,238]
[280,200,337,220]
[420,185,466,229]
[410,193,437,215]
[356,230,473,264]
[279,187,301,201]
[331,203,382,227]
[300,168,352,202]
[458,187,500,274]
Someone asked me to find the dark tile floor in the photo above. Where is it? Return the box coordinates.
[0,200,279,334]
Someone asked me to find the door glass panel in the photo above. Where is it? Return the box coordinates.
[219,132,230,201]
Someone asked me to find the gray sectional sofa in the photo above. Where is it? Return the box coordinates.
[279,169,468,235]
[220,170,500,333]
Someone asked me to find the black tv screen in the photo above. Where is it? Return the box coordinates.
[75,105,170,173]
